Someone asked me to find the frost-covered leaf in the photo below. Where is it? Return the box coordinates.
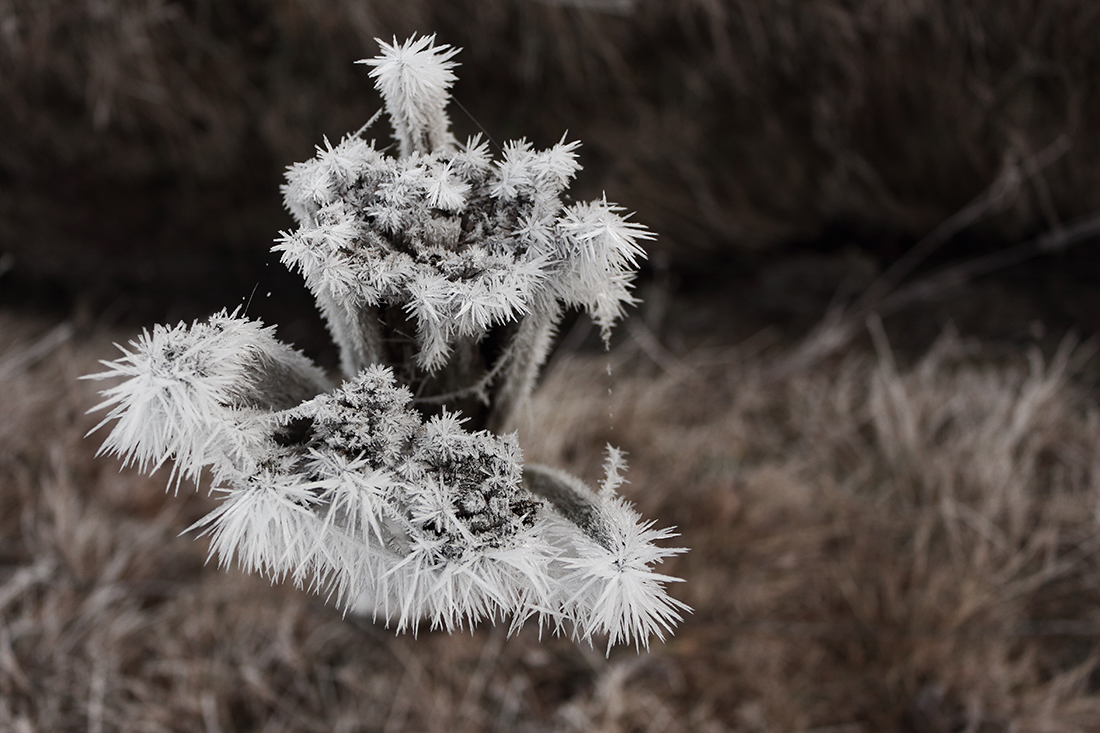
[83,311,330,486]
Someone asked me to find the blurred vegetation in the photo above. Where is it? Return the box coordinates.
[3,0,1100,331]
[5,4,1100,729]
[5,310,1100,731]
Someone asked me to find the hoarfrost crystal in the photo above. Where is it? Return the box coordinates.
[86,34,687,650]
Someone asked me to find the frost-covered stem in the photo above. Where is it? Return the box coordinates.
[484,301,562,434]
[332,301,561,434]
[366,305,490,424]
[246,350,333,411]
[316,291,385,379]
[359,35,459,157]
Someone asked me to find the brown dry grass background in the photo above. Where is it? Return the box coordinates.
[4,309,1100,731]
[5,1,1100,731]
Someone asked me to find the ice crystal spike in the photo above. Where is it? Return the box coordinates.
[359,34,460,158]
[87,37,687,651]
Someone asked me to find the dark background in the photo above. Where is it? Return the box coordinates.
[3,0,1100,356]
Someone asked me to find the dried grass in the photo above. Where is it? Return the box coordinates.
[3,307,1100,731]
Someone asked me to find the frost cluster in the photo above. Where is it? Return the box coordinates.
[277,34,649,394]
[86,35,686,651]
[278,133,646,372]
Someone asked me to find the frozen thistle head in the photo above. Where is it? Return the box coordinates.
[281,35,651,388]
[86,36,687,652]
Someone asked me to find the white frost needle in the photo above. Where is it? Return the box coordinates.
[359,34,460,158]
[85,36,687,651]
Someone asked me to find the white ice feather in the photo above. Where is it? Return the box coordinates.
[358,34,460,157]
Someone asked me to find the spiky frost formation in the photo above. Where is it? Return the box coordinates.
[87,315,687,646]
[358,34,460,158]
[523,460,689,651]
[86,35,687,651]
[84,310,330,485]
[192,366,562,632]
[278,35,651,380]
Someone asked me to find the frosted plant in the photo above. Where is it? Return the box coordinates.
[86,34,687,651]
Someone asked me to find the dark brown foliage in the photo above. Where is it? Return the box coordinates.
[4,3,1100,729]
[4,1,1100,321]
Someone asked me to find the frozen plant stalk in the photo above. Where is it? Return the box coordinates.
[87,35,687,650]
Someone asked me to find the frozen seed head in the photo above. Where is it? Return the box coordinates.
[281,42,650,373]
[411,411,538,560]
